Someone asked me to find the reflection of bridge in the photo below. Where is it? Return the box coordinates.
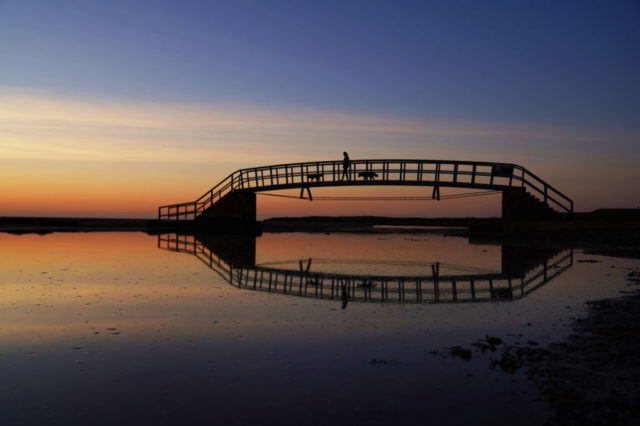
[158,159,573,223]
[158,233,573,305]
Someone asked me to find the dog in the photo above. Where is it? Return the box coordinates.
[357,279,376,289]
[307,173,324,181]
[358,171,378,181]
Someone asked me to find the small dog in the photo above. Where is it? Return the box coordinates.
[358,279,376,289]
[358,171,378,181]
[307,173,324,181]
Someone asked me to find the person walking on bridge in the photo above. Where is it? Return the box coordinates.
[342,152,350,180]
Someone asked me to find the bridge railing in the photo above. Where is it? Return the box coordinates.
[159,159,573,220]
[519,166,573,214]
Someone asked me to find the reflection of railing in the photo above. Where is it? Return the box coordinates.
[158,159,573,220]
[256,258,498,276]
[158,234,573,304]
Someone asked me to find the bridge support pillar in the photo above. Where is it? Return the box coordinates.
[196,234,256,267]
[299,186,313,200]
[197,190,257,231]
[432,185,440,200]
[501,244,561,278]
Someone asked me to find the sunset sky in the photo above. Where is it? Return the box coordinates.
[1,0,639,219]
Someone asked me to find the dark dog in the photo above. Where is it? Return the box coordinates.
[358,171,378,181]
[307,173,324,181]
[357,279,376,289]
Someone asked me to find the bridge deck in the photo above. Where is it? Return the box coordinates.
[159,159,573,220]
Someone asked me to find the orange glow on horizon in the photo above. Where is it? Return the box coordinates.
[0,232,503,345]
[255,232,501,274]
[2,89,638,217]
[256,187,502,219]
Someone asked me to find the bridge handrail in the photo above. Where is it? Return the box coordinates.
[158,159,573,220]
[520,167,573,209]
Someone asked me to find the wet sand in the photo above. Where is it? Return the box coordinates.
[440,264,640,425]
[1,230,639,424]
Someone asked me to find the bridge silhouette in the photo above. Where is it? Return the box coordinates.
[158,233,573,305]
[158,159,573,223]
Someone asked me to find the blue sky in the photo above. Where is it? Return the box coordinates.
[2,0,638,126]
[1,0,639,216]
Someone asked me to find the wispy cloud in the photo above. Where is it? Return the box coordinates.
[2,88,639,215]
[3,88,636,167]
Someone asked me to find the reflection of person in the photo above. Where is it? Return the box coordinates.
[342,151,350,180]
[341,283,349,309]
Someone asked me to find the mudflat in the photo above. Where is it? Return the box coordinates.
[439,266,640,425]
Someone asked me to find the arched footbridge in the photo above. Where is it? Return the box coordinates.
[159,159,573,222]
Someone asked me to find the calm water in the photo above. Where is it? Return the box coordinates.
[0,231,636,425]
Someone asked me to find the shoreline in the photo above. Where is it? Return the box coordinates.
[1,211,639,246]
[438,266,640,425]
[2,216,639,423]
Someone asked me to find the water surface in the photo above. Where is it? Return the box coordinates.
[0,231,636,425]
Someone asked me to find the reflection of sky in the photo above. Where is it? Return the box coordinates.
[255,233,500,275]
[1,1,639,217]
[0,231,630,346]
[0,231,636,426]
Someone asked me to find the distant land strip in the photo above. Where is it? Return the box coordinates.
[0,210,639,245]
